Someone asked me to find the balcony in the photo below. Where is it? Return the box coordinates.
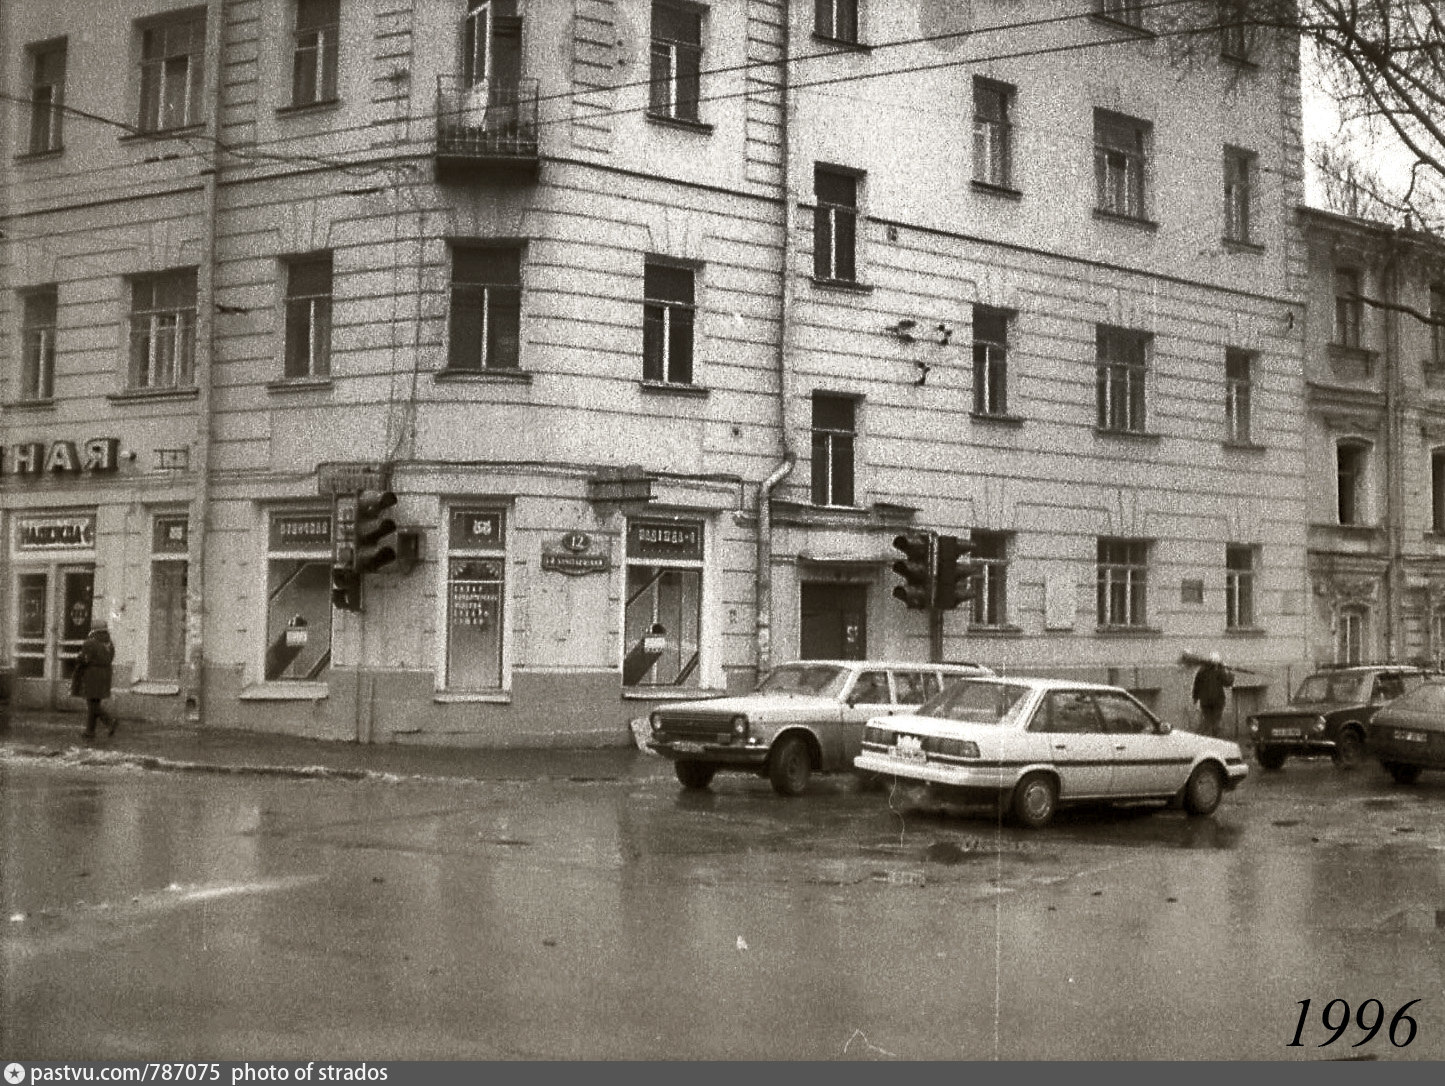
[435,76,540,181]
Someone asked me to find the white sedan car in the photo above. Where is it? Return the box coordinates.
[854,676,1249,828]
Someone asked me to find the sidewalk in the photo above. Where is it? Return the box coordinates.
[0,710,667,785]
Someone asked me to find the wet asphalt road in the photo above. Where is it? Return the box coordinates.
[2,745,1443,1061]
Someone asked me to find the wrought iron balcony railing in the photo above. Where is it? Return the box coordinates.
[435,75,539,176]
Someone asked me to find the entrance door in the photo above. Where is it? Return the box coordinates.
[800,583,867,660]
[10,564,93,690]
[57,566,95,684]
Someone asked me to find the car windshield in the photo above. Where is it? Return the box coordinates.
[756,664,849,697]
[1382,681,1445,715]
[916,680,1031,725]
[1292,673,1368,705]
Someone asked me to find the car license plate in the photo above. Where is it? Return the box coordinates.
[1270,727,1300,738]
[891,747,927,765]
[671,740,705,754]
[1394,729,1428,743]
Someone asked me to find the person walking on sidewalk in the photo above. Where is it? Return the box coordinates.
[72,620,116,739]
[1191,651,1234,738]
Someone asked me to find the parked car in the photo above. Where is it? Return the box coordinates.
[1248,665,1434,770]
[1365,679,1445,784]
[853,676,1249,828]
[647,659,993,795]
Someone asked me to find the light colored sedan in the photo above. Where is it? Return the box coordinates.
[854,676,1249,828]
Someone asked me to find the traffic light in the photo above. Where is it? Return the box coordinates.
[934,534,977,611]
[355,490,398,574]
[331,563,362,612]
[892,531,934,610]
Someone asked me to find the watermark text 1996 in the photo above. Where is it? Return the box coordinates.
[1287,998,1420,1048]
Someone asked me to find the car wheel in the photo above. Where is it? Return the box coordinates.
[1332,727,1365,769]
[1256,748,1286,771]
[768,735,812,796]
[1383,761,1423,785]
[1011,773,1058,829]
[1183,763,1225,817]
[674,761,717,790]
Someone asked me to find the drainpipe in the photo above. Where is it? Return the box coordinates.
[182,1,223,721]
[1383,235,1406,661]
[756,2,796,676]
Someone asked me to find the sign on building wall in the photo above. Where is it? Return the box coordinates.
[627,518,704,561]
[1,438,120,476]
[268,514,332,551]
[15,515,96,552]
[541,531,609,575]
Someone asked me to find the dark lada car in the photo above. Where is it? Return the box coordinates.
[1248,666,1433,770]
[1365,680,1445,784]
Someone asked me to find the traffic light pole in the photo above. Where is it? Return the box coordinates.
[929,604,943,665]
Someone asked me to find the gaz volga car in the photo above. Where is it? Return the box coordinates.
[647,659,993,795]
[853,676,1249,828]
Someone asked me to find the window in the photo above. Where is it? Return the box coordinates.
[137,13,205,132]
[1337,441,1368,525]
[148,515,189,682]
[1337,607,1366,666]
[650,2,702,122]
[1226,544,1255,629]
[128,269,197,390]
[624,517,704,688]
[1096,326,1149,433]
[1224,146,1255,244]
[643,262,695,384]
[1096,0,1144,28]
[448,246,521,371]
[814,166,859,282]
[815,0,858,43]
[27,39,66,154]
[444,508,506,691]
[1097,538,1148,627]
[972,307,1011,417]
[1432,449,1445,533]
[283,254,333,379]
[1094,110,1150,220]
[462,1,521,90]
[1334,268,1362,348]
[1219,0,1254,60]
[811,393,856,506]
[19,286,58,402]
[264,512,334,681]
[1225,348,1252,444]
[1041,690,1103,734]
[291,0,339,107]
[972,78,1014,189]
[969,530,1009,627]
[1430,285,1445,369]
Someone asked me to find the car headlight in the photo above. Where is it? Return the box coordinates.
[731,714,749,736]
[1312,716,1327,735]
[1247,717,1258,736]
[650,712,662,732]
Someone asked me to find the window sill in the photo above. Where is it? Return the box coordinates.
[967,624,1024,636]
[1089,14,1154,37]
[1328,344,1376,377]
[14,148,63,163]
[276,99,342,118]
[130,681,181,696]
[810,276,874,294]
[971,180,1022,201]
[119,124,205,144]
[1093,208,1159,232]
[1222,439,1267,453]
[1094,427,1161,443]
[1224,627,1268,638]
[433,691,511,704]
[646,113,714,135]
[1223,238,1266,255]
[108,386,200,404]
[1094,625,1163,637]
[3,398,57,411]
[267,377,333,393]
[812,33,871,53]
[433,367,533,384]
[639,380,709,398]
[239,682,329,701]
[1220,52,1259,71]
[971,411,1025,427]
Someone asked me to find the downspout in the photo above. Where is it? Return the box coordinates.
[182,0,223,721]
[1383,234,1406,661]
[756,1,796,675]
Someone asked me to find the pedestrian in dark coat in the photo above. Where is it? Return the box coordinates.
[72,621,116,738]
[1191,651,1234,738]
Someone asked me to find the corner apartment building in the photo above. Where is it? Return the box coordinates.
[1,1,1309,745]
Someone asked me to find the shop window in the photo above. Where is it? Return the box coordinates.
[624,517,703,688]
[264,511,333,681]
[444,508,507,691]
[149,515,189,681]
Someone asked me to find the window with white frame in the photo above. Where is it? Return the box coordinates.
[1096,325,1148,433]
[1430,284,1445,369]
[1432,448,1445,533]
[264,511,333,681]
[1337,440,1369,525]
[1094,109,1150,220]
[137,12,205,132]
[972,78,1014,190]
[811,393,856,507]
[291,0,339,107]
[972,306,1011,417]
[19,286,58,402]
[1334,267,1362,348]
[1224,146,1255,244]
[1097,538,1149,627]
[448,245,521,371]
[1225,347,1252,444]
[643,262,695,384]
[27,39,66,154]
[814,165,859,282]
[1225,544,1255,629]
[444,508,506,691]
[815,0,858,43]
[624,517,704,688]
[650,2,703,122]
[1337,606,1366,665]
[969,530,1009,627]
[148,514,189,682]
[283,254,332,379]
[128,269,197,390]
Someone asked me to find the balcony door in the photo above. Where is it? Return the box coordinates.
[462,1,521,123]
